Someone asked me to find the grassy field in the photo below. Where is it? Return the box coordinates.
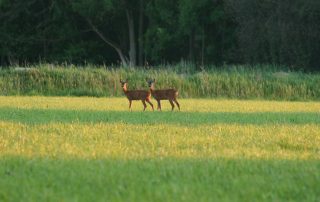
[0,96,320,201]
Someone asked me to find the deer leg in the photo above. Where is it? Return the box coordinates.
[142,100,147,111]
[129,100,132,111]
[173,98,180,111]
[146,99,154,111]
[157,100,161,111]
[169,99,175,111]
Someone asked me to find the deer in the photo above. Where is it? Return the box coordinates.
[147,79,180,111]
[120,79,154,111]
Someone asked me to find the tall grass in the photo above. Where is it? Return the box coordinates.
[0,64,319,100]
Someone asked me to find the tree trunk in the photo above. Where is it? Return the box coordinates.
[189,29,195,63]
[138,0,144,66]
[126,9,136,66]
[201,30,205,67]
[86,18,128,66]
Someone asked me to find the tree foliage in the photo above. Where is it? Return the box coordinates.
[0,0,319,71]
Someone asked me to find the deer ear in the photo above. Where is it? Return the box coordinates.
[153,79,156,82]
[125,79,128,82]
[119,79,122,83]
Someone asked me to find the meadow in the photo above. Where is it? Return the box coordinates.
[0,96,320,201]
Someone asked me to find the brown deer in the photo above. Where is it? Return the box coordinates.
[120,79,154,111]
[147,79,180,111]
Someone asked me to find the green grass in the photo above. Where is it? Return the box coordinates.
[1,64,320,100]
[0,97,320,201]
[0,108,319,125]
[1,158,319,202]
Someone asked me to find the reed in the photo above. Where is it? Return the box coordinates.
[0,64,319,100]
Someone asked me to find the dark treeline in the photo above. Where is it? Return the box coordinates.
[0,0,319,71]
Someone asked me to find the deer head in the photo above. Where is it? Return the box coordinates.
[146,78,156,89]
[120,79,128,90]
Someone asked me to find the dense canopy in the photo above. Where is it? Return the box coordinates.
[0,0,319,71]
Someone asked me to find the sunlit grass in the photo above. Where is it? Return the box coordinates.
[1,96,319,112]
[1,96,319,160]
[1,122,319,160]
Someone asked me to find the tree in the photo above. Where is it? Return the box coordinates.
[226,0,320,70]
[69,0,147,66]
[144,0,181,64]
[1,0,318,70]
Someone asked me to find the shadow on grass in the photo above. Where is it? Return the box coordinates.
[0,107,319,125]
[0,157,319,202]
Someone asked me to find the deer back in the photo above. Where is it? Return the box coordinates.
[151,89,178,100]
[126,90,151,100]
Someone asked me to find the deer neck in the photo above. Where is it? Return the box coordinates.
[149,86,155,92]
[122,86,128,94]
